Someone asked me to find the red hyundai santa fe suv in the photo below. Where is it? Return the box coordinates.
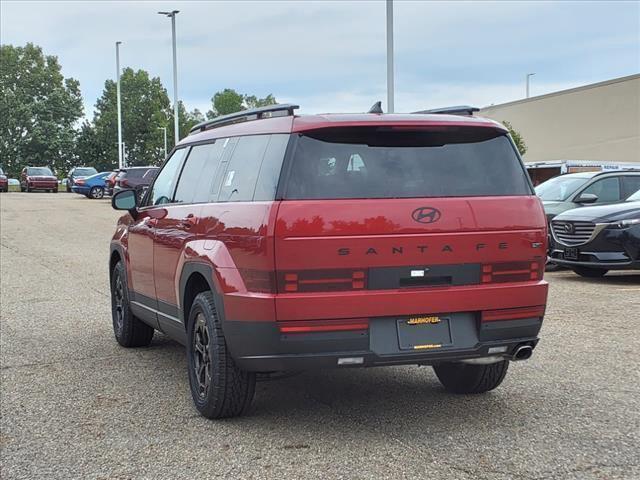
[109,104,548,419]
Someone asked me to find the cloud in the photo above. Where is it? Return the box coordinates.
[1,0,638,119]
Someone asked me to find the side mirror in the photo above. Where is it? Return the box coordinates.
[112,189,138,215]
[576,193,598,204]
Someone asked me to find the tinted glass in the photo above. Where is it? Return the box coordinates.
[622,176,640,198]
[581,177,621,203]
[174,142,225,204]
[626,189,640,201]
[27,167,53,176]
[74,168,97,176]
[254,134,289,201]
[285,128,531,199]
[219,135,271,202]
[147,148,188,206]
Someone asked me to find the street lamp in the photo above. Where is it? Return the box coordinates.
[526,73,536,98]
[158,10,180,145]
[158,126,167,158]
[115,41,123,169]
[386,0,395,113]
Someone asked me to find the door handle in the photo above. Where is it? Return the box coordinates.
[180,214,196,229]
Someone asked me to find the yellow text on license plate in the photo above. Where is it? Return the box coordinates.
[407,316,441,325]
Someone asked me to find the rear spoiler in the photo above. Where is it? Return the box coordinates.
[412,106,480,116]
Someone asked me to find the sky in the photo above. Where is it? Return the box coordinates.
[1,0,639,120]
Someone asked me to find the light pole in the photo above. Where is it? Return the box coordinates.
[115,41,123,169]
[526,73,536,98]
[386,0,395,113]
[158,127,167,158]
[158,10,180,145]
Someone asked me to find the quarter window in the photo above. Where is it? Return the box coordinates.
[147,148,188,206]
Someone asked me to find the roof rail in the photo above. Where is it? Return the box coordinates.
[412,105,480,116]
[189,103,299,134]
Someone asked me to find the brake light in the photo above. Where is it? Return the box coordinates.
[75,179,85,185]
[482,305,545,322]
[278,318,369,333]
[481,261,543,283]
[278,269,368,293]
[119,179,129,187]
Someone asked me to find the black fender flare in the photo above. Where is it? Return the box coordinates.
[178,262,225,327]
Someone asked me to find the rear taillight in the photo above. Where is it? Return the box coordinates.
[118,179,129,187]
[278,318,369,333]
[481,261,543,283]
[481,305,545,322]
[278,269,367,293]
[238,269,275,293]
[75,179,85,185]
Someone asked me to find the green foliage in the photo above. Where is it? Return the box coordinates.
[85,68,172,168]
[0,43,83,177]
[503,121,527,156]
[206,89,277,119]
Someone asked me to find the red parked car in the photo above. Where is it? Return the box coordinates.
[110,104,548,419]
[20,166,58,192]
[0,167,8,192]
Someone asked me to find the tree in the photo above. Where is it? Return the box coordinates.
[86,68,172,169]
[0,43,83,177]
[206,89,277,119]
[168,101,205,142]
[503,121,527,156]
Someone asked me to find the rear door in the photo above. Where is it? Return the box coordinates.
[152,143,225,336]
[274,126,546,320]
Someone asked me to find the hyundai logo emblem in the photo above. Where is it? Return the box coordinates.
[411,207,442,224]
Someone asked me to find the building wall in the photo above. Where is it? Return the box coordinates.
[480,74,640,164]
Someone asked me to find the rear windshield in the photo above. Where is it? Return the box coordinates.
[74,168,97,176]
[284,127,532,199]
[122,168,154,179]
[27,167,53,176]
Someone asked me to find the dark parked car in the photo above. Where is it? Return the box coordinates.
[535,170,640,222]
[0,167,7,192]
[105,171,120,196]
[113,167,158,196]
[20,166,58,192]
[109,104,548,419]
[549,189,640,276]
[67,166,98,192]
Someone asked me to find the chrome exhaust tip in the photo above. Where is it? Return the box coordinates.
[512,344,533,361]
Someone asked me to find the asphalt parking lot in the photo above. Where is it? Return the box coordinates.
[1,192,639,480]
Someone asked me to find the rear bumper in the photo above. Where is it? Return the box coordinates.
[224,314,543,372]
[71,186,90,194]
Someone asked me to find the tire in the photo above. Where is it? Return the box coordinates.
[25,184,30,193]
[20,185,25,192]
[433,360,509,394]
[53,188,58,193]
[110,260,154,347]
[186,291,256,419]
[66,183,71,193]
[572,266,608,278]
[89,186,104,199]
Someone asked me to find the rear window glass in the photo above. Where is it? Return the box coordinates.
[74,168,97,176]
[284,127,532,199]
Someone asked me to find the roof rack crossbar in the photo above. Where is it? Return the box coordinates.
[412,105,480,116]
[189,103,300,134]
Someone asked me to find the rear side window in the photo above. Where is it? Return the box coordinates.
[218,135,271,202]
[174,142,225,204]
[622,176,640,198]
[284,127,532,199]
